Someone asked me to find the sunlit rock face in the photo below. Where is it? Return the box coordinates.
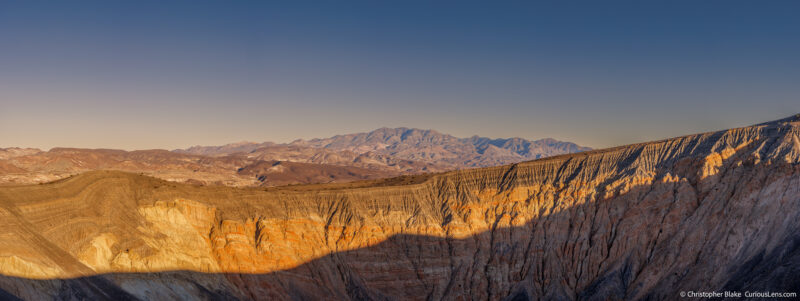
[0,115,798,300]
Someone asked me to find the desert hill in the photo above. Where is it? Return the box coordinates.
[0,148,403,188]
[0,115,797,299]
[236,160,394,187]
[1,128,587,187]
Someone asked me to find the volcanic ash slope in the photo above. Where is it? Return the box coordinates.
[0,115,799,300]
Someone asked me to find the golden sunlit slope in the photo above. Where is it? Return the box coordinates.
[0,115,798,300]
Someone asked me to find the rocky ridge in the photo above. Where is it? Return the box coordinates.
[0,115,797,300]
[178,127,591,169]
[289,127,592,168]
[1,128,588,187]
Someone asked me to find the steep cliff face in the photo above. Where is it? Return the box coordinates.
[0,115,798,300]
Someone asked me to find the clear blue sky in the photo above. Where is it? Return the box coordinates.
[1,1,798,150]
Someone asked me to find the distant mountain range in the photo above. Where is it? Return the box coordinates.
[178,127,590,168]
[1,128,589,186]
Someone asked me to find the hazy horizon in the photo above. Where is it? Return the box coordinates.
[2,114,798,152]
[2,1,799,150]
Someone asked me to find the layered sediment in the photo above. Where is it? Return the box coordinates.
[0,115,799,300]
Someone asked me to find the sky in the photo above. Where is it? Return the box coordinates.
[1,1,799,150]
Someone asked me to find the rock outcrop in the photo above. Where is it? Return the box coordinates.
[0,115,798,300]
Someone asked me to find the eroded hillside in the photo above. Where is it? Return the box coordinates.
[0,115,798,300]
